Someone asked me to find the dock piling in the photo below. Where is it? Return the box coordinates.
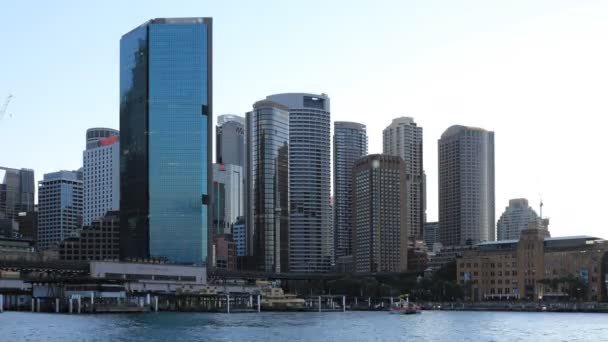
[343,296,346,312]
[257,295,261,312]
[55,298,59,313]
[0,294,3,313]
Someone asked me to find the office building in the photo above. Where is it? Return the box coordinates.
[216,114,245,167]
[383,117,424,240]
[15,210,37,243]
[267,93,332,272]
[439,125,495,246]
[333,121,367,259]
[457,229,608,302]
[119,18,213,264]
[59,211,119,261]
[212,163,243,235]
[246,99,290,272]
[423,221,440,251]
[0,167,35,238]
[497,198,550,240]
[37,171,83,250]
[83,128,119,225]
[352,154,408,273]
[233,217,246,257]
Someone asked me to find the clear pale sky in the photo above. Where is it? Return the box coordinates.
[1,0,607,239]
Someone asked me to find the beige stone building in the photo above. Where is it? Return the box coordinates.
[457,228,608,302]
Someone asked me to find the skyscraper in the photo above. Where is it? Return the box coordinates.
[212,163,243,235]
[37,170,83,250]
[438,125,495,246]
[246,99,290,272]
[0,167,35,238]
[333,121,367,259]
[216,114,245,167]
[83,128,119,225]
[382,117,424,240]
[119,18,213,264]
[266,93,332,273]
[497,198,550,240]
[352,154,408,273]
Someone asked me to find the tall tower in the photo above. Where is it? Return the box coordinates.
[246,100,290,272]
[38,171,83,250]
[83,128,119,225]
[352,154,408,273]
[333,121,367,259]
[266,93,332,272]
[216,114,245,167]
[382,117,424,241]
[119,18,213,264]
[438,125,495,246]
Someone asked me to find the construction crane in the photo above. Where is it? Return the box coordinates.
[0,94,13,121]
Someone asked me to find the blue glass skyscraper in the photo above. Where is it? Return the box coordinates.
[119,18,213,265]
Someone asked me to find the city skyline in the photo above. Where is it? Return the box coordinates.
[2,1,608,239]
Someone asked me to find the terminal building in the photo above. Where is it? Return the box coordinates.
[457,228,608,302]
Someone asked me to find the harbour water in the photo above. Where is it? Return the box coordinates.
[1,311,608,341]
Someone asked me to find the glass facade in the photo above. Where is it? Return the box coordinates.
[246,100,290,272]
[333,122,367,259]
[120,18,212,265]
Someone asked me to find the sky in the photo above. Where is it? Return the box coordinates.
[1,0,607,239]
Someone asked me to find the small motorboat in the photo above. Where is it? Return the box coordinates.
[390,297,421,315]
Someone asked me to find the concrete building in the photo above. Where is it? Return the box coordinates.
[213,234,236,271]
[333,121,367,259]
[457,229,608,302]
[90,261,207,293]
[216,114,245,167]
[383,117,424,240]
[352,154,408,273]
[497,198,550,241]
[119,18,213,265]
[59,211,119,261]
[246,100,290,272]
[267,93,332,273]
[423,221,440,251]
[0,167,35,238]
[212,164,243,235]
[83,128,119,225]
[37,171,83,250]
[439,125,495,247]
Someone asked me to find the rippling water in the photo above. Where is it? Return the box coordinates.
[1,311,608,341]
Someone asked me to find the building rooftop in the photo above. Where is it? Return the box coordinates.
[477,235,602,251]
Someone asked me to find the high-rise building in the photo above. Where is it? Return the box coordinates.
[423,221,439,251]
[352,154,408,273]
[0,167,35,238]
[438,125,495,246]
[246,99,290,272]
[212,163,244,235]
[333,121,367,259]
[119,18,213,264]
[83,128,119,225]
[266,93,332,273]
[216,114,245,167]
[497,198,550,241]
[383,117,424,240]
[37,170,83,250]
